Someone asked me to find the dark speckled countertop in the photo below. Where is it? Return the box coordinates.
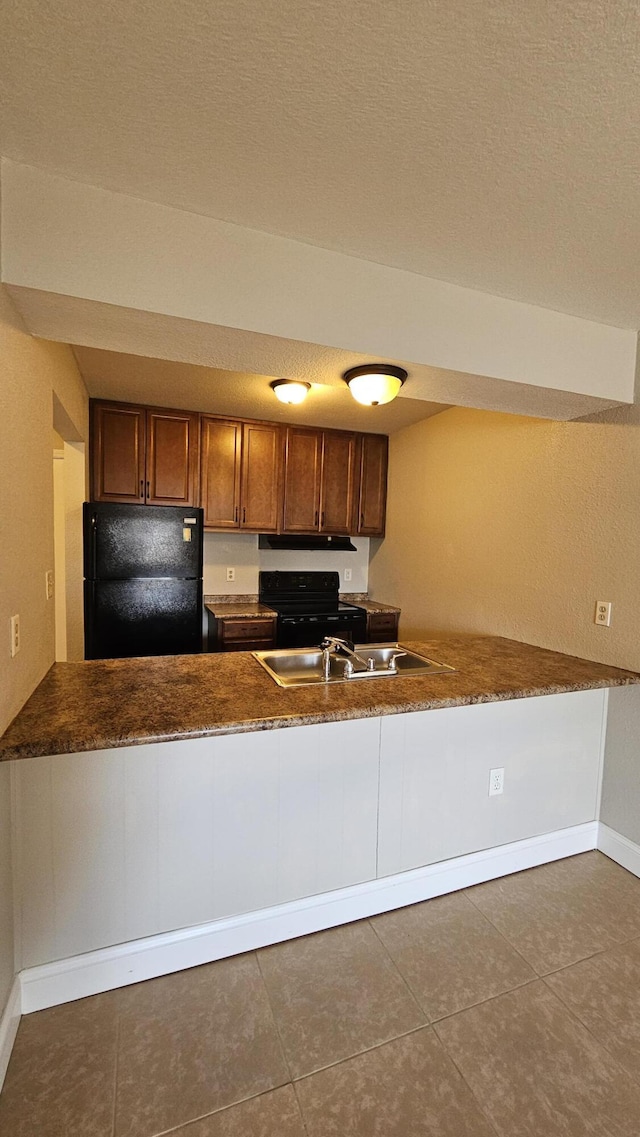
[0,636,638,762]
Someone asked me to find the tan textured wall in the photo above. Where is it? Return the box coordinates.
[369,404,640,848]
[0,287,88,732]
[0,285,88,1016]
[370,405,640,672]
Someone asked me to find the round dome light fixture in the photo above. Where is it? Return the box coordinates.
[343,364,407,407]
[270,379,311,405]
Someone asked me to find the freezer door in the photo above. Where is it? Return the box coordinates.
[84,579,204,659]
[84,503,203,580]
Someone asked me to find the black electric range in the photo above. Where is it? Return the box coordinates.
[259,571,367,648]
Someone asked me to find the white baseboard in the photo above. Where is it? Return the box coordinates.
[0,978,21,1093]
[19,821,598,1015]
[598,823,640,878]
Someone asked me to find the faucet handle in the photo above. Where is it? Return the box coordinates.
[387,651,407,671]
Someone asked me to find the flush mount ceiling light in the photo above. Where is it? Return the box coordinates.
[270,378,311,405]
[343,364,408,406]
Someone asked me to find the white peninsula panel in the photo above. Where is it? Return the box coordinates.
[14,717,380,968]
[377,690,606,878]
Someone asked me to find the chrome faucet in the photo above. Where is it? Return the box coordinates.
[321,636,370,677]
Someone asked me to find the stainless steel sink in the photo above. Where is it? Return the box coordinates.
[253,643,455,687]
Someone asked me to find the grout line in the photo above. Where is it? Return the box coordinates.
[254,948,294,1084]
[539,971,640,1088]
[291,1021,433,1084]
[111,1012,120,1137]
[291,1079,311,1137]
[366,916,431,1023]
[427,975,539,1025]
[431,1021,502,1137]
[461,885,545,977]
[149,1084,300,1136]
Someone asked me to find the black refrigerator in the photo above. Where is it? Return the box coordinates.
[84,503,204,659]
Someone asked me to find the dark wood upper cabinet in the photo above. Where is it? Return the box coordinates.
[146,408,199,506]
[319,431,357,535]
[91,400,389,536]
[282,427,322,533]
[201,418,242,528]
[357,434,388,537]
[200,417,281,531]
[91,402,146,503]
[91,401,199,506]
[241,422,281,532]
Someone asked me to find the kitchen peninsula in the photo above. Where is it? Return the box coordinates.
[1,635,637,1016]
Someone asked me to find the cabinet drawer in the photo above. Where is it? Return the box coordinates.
[368,612,398,630]
[223,638,275,652]
[220,618,276,643]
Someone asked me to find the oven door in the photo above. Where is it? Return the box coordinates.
[278,611,367,648]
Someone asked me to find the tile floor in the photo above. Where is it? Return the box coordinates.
[4,851,640,1135]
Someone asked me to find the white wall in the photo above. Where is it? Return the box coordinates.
[2,161,637,408]
[203,533,370,596]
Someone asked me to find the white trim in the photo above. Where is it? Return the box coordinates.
[594,688,609,822]
[598,823,640,879]
[19,821,598,1015]
[0,978,21,1092]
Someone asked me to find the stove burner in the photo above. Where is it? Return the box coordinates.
[259,571,367,648]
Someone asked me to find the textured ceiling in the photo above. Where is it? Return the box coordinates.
[14,287,617,420]
[2,1,640,328]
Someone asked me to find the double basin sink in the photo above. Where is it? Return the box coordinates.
[253,643,455,687]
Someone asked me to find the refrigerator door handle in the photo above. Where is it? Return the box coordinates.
[90,512,98,574]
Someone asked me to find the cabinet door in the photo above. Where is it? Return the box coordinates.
[91,401,146,503]
[320,431,357,534]
[282,427,322,532]
[146,408,199,506]
[240,422,282,531]
[200,417,242,528]
[357,434,388,536]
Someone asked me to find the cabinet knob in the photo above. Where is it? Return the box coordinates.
[242,507,246,524]
[140,479,144,499]
[235,505,238,524]
[314,510,319,527]
[321,511,325,527]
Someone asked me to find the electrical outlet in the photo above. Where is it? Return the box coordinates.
[10,614,20,658]
[489,767,504,796]
[344,568,352,582]
[595,600,612,627]
[226,567,236,583]
[45,570,54,600]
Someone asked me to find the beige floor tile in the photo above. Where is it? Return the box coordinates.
[436,979,640,1136]
[466,851,640,973]
[295,1025,496,1136]
[258,921,426,1078]
[0,992,119,1137]
[114,954,288,1137]
[546,939,640,1082]
[371,891,534,1019]
[169,1085,306,1136]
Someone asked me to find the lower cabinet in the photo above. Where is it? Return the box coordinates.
[377,690,605,878]
[15,720,380,965]
[13,690,606,970]
[215,615,277,652]
[367,610,399,643]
